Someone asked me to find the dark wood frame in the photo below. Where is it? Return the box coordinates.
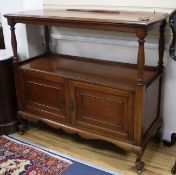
[4,10,168,173]
[169,9,176,61]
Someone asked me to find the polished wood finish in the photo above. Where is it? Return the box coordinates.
[0,58,17,135]
[4,9,168,173]
[4,10,168,32]
[69,80,134,141]
[19,72,67,122]
[19,54,159,91]
[169,9,176,61]
[8,20,18,62]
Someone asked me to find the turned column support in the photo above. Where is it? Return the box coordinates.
[134,31,146,145]
[158,20,166,70]
[136,33,146,85]
[44,25,50,54]
[8,19,18,63]
[133,30,147,174]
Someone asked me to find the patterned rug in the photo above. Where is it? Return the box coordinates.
[0,136,121,175]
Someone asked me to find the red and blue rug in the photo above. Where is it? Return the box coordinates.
[0,136,121,175]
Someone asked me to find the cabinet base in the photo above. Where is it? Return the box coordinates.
[18,111,160,150]
[18,119,28,135]
[0,121,18,135]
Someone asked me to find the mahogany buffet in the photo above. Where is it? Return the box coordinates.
[4,9,168,173]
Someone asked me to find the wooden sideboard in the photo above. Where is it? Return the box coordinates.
[4,9,168,173]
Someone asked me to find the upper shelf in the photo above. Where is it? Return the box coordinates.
[4,9,168,33]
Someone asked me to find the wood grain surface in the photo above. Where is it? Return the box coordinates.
[13,123,176,175]
[4,9,168,28]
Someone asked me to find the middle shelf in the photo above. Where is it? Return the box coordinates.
[20,53,160,91]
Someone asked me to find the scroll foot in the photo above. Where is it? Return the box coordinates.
[18,119,28,135]
[135,157,145,174]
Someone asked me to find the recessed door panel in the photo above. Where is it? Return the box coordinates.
[69,81,134,141]
[20,72,67,122]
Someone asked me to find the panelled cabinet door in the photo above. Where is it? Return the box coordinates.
[69,80,134,142]
[19,71,67,122]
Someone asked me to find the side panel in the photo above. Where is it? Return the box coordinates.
[143,78,160,135]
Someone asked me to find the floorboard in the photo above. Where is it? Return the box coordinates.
[12,122,176,175]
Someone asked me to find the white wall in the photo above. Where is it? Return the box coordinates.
[0,0,44,59]
[0,0,28,59]
[44,0,176,141]
[44,0,175,12]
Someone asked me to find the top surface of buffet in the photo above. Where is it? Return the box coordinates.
[4,9,168,32]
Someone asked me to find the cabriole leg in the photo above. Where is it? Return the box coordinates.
[18,119,28,135]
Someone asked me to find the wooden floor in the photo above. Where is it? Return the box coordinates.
[13,122,176,175]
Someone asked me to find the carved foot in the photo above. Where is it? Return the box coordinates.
[135,158,145,174]
[163,133,176,147]
[172,161,176,175]
[18,124,26,135]
[18,119,28,135]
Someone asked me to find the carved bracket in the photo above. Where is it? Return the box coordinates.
[169,10,176,61]
[7,19,18,63]
[136,30,146,86]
